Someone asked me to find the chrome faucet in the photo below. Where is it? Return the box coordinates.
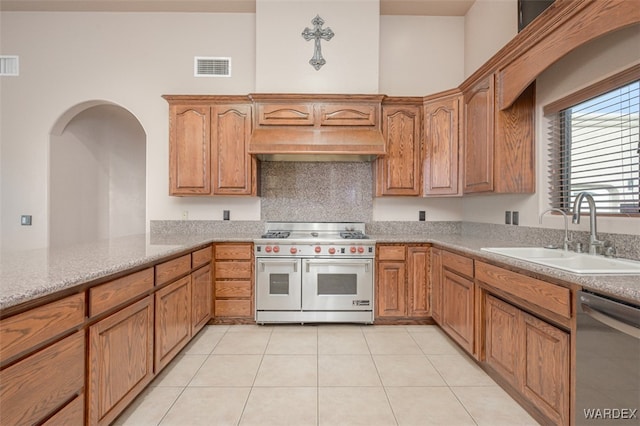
[539,208,571,251]
[572,192,604,255]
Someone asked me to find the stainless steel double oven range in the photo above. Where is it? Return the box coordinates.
[254,222,375,324]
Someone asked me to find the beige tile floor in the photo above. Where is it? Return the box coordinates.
[114,324,540,426]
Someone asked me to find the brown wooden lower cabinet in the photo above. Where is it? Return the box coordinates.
[484,293,570,426]
[88,296,155,426]
[376,244,430,321]
[0,331,85,426]
[213,243,254,320]
[155,276,192,371]
[192,263,212,333]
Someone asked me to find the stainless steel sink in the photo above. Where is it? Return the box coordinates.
[481,247,640,274]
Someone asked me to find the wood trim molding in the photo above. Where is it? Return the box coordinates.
[543,63,640,115]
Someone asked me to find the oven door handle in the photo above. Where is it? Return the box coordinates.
[304,260,371,272]
[581,303,640,340]
[258,260,298,272]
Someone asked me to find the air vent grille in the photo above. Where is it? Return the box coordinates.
[194,57,231,77]
[0,56,19,76]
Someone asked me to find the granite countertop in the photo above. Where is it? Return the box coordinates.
[1,230,639,311]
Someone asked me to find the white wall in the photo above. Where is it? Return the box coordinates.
[461,25,640,236]
[464,0,517,77]
[256,0,380,93]
[0,12,258,250]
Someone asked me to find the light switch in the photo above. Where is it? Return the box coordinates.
[21,215,32,226]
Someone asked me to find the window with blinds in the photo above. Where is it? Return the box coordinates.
[546,73,639,215]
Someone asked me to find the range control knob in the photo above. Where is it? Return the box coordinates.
[290,247,298,254]
[273,246,280,253]
[328,247,336,255]
[315,246,322,253]
[265,246,272,253]
[358,246,365,253]
[350,246,357,254]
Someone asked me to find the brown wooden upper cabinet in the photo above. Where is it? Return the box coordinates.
[164,96,257,196]
[462,73,535,194]
[423,91,462,196]
[376,99,423,196]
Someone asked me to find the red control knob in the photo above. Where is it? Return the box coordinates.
[290,247,297,254]
[328,247,336,254]
[265,246,272,253]
[315,246,322,253]
[358,246,365,253]
[350,246,357,253]
[273,246,280,253]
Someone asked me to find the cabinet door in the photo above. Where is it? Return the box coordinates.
[424,94,461,196]
[211,104,255,195]
[89,297,154,426]
[376,261,407,318]
[192,264,212,333]
[155,276,192,371]
[407,246,430,318]
[430,248,443,324]
[463,75,495,193]
[485,295,520,388]
[376,105,422,196]
[441,269,474,354]
[169,105,211,195]
[521,312,570,426]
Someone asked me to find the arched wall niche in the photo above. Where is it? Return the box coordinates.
[49,101,146,247]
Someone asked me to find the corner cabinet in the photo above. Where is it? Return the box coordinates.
[164,96,257,196]
[375,99,423,196]
[462,74,535,194]
[376,244,430,322]
[423,91,462,196]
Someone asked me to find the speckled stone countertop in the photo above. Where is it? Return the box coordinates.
[1,226,639,311]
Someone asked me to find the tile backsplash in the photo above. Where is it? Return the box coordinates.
[260,162,373,222]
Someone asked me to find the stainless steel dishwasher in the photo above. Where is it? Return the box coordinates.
[576,290,640,425]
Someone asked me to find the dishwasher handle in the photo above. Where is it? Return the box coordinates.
[580,302,640,340]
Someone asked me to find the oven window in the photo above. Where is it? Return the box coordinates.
[317,274,357,295]
[269,274,290,295]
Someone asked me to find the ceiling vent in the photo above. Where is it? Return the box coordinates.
[194,57,231,77]
[0,56,19,76]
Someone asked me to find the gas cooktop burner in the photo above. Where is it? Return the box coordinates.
[340,231,368,239]
[261,231,291,239]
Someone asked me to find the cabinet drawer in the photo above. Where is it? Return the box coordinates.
[257,103,314,126]
[89,268,154,317]
[476,262,571,319]
[442,250,474,278]
[0,331,85,426]
[215,244,252,260]
[215,299,252,317]
[0,293,85,363]
[156,254,191,285]
[378,245,406,261]
[42,393,84,426]
[319,104,377,126]
[192,246,213,268]
[215,261,252,279]
[215,280,252,298]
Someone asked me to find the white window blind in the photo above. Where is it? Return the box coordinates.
[547,80,639,215]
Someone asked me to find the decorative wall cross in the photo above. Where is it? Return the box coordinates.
[301,15,334,71]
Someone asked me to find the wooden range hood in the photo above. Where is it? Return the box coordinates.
[248,94,387,162]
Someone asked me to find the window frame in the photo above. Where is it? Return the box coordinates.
[544,64,640,217]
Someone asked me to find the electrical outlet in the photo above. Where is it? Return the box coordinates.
[505,211,512,225]
[181,210,188,220]
[223,210,230,221]
[419,210,426,221]
[21,215,32,226]
[512,211,520,226]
